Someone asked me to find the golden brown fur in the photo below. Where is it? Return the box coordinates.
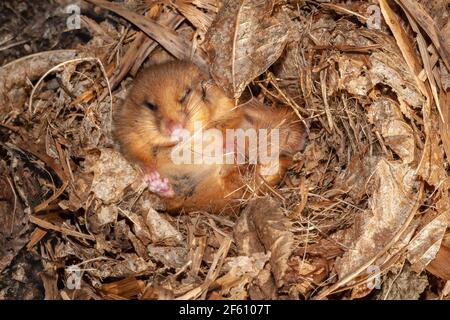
[114,61,306,213]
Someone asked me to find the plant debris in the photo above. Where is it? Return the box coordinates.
[0,0,449,300]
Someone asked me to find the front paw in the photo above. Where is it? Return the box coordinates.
[144,170,175,198]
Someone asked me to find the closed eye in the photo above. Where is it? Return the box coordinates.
[144,101,158,111]
[179,87,192,104]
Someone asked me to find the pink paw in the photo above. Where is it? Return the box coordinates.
[144,171,175,198]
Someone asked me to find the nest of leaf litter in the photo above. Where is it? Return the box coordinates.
[1,0,450,300]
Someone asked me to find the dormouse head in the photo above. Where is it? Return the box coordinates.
[115,61,238,148]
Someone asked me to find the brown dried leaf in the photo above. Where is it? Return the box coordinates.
[84,0,208,72]
[172,0,216,33]
[284,255,329,298]
[334,155,380,203]
[248,267,278,300]
[377,264,428,300]
[87,149,139,204]
[204,0,290,98]
[406,212,449,272]
[427,233,450,280]
[369,52,424,108]
[0,50,79,112]
[234,206,265,256]
[96,205,118,227]
[88,254,153,279]
[394,0,450,71]
[223,253,270,278]
[147,245,187,268]
[350,282,374,300]
[141,284,174,300]
[101,277,145,299]
[367,99,415,164]
[214,253,270,298]
[335,160,420,280]
[417,127,447,187]
[337,55,372,96]
[239,197,294,288]
[118,209,152,245]
[145,208,183,245]
[59,171,92,211]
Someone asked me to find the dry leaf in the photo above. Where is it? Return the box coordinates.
[238,197,294,288]
[369,52,424,108]
[338,55,371,96]
[147,245,187,268]
[416,127,447,187]
[367,99,416,164]
[87,149,139,204]
[204,0,290,98]
[334,155,380,203]
[406,212,449,272]
[377,264,428,300]
[84,0,208,72]
[335,160,420,280]
[223,253,270,278]
[427,233,450,280]
[88,254,153,279]
[145,208,183,245]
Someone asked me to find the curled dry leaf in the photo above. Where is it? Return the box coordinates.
[335,160,420,281]
[58,171,92,211]
[417,126,447,187]
[367,99,415,164]
[406,212,449,273]
[118,209,152,245]
[377,263,428,300]
[369,51,424,108]
[87,148,139,204]
[248,267,278,300]
[141,284,175,300]
[101,277,145,299]
[204,0,290,98]
[171,0,216,33]
[237,197,294,288]
[147,245,187,269]
[338,47,423,108]
[234,205,266,256]
[145,208,183,245]
[334,155,380,203]
[213,253,270,299]
[427,233,450,280]
[0,50,79,112]
[88,254,154,279]
[223,253,270,278]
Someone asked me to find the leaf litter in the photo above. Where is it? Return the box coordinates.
[0,0,449,300]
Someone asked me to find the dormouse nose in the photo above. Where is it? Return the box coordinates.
[164,119,189,143]
[165,120,183,133]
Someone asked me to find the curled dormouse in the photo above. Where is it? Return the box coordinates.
[114,61,306,213]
